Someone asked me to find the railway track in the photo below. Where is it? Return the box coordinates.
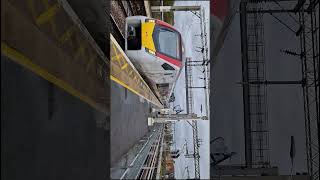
[110,0,138,49]
[137,127,163,179]
[120,124,163,179]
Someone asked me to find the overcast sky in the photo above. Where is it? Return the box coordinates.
[172,1,210,179]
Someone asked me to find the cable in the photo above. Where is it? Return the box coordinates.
[272,0,300,25]
[269,12,297,34]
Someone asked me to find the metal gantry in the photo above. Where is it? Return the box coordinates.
[184,8,209,179]
[187,8,210,113]
[191,120,201,179]
[185,57,195,114]
[298,1,319,178]
[184,128,201,180]
[239,0,319,178]
[185,56,201,179]
[240,1,270,168]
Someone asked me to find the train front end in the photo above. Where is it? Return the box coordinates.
[125,16,184,104]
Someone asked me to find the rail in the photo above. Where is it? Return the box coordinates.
[121,124,164,179]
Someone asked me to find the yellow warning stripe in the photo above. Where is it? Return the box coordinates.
[1,42,107,114]
[110,75,161,107]
[110,75,141,97]
[110,35,157,95]
[110,34,162,107]
[59,26,75,44]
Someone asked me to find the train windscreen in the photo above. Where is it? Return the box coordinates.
[153,26,181,60]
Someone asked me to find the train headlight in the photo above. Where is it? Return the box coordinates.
[145,48,156,55]
[145,19,155,23]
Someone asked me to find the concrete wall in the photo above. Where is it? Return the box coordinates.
[210,9,307,174]
[1,57,109,180]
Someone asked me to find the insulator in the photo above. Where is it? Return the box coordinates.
[280,49,300,57]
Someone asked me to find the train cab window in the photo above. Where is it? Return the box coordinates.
[153,25,181,60]
[127,23,141,50]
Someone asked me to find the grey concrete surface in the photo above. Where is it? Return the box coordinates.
[1,56,109,180]
[110,136,147,179]
[110,81,153,166]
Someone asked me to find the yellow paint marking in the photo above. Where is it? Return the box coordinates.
[111,44,122,62]
[74,44,85,60]
[111,75,153,104]
[111,44,128,71]
[59,26,74,45]
[110,34,162,107]
[111,54,122,61]
[1,42,107,114]
[36,3,60,26]
[41,0,59,37]
[128,70,133,76]
[121,63,128,70]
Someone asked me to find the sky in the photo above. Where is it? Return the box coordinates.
[170,1,210,179]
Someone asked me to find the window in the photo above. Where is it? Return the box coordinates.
[153,25,181,60]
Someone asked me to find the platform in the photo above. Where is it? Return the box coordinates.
[110,34,163,108]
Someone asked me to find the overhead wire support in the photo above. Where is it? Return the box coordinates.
[298,1,319,179]
[175,6,207,179]
[240,0,270,168]
[239,0,319,178]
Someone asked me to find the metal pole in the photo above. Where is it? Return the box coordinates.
[189,87,206,89]
[161,0,164,21]
[239,80,305,85]
[240,1,252,168]
[151,6,201,12]
[247,9,298,13]
[185,60,190,114]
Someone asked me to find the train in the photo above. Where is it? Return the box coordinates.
[125,16,185,105]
